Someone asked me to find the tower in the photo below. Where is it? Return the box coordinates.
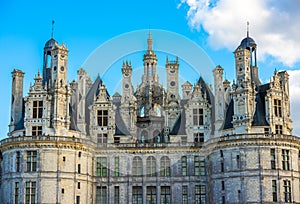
[213,65,224,135]
[9,69,25,134]
[121,60,134,103]
[166,56,179,100]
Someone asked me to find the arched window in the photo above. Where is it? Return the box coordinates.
[141,107,145,117]
[141,130,148,143]
[160,156,170,176]
[146,156,156,177]
[132,157,142,176]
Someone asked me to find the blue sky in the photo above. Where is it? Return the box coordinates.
[1,0,299,139]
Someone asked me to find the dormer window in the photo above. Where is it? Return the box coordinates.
[274,99,282,117]
[32,101,43,118]
[193,108,204,126]
[97,110,108,126]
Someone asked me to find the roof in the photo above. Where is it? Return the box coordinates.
[114,108,130,136]
[252,84,270,126]
[222,98,234,130]
[240,36,256,50]
[45,38,58,48]
[170,110,187,135]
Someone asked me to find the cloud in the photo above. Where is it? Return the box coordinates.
[288,70,300,136]
[179,0,300,67]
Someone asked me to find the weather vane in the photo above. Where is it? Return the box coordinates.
[51,20,55,39]
[247,21,249,37]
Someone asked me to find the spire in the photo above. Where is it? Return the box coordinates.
[247,21,249,37]
[51,20,55,39]
[147,31,153,50]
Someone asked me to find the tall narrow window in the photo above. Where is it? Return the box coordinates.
[96,186,107,204]
[193,108,204,126]
[26,151,37,172]
[32,126,42,136]
[16,151,20,172]
[282,149,290,170]
[161,186,171,204]
[200,159,205,176]
[132,186,143,204]
[146,186,156,204]
[236,155,240,169]
[14,182,19,204]
[77,182,80,189]
[194,156,200,176]
[97,110,108,126]
[283,180,291,203]
[78,164,81,174]
[32,101,43,118]
[146,156,156,177]
[182,186,188,204]
[274,99,282,117]
[115,157,119,177]
[275,125,283,134]
[270,148,276,169]
[272,180,277,202]
[160,156,171,177]
[132,157,142,176]
[194,133,204,144]
[76,196,80,204]
[114,186,120,204]
[25,181,36,204]
[96,157,107,177]
[221,161,224,172]
[182,156,187,176]
[221,181,225,191]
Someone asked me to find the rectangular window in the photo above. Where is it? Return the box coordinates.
[270,148,276,169]
[274,99,282,117]
[283,180,291,203]
[25,181,36,204]
[199,159,205,176]
[78,164,81,174]
[282,149,290,170]
[78,182,80,189]
[97,110,108,126]
[114,186,120,204]
[32,101,43,118]
[76,196,80,204]
[32,126,42,136]
[96,186,107,204]
[146,186,156,204]
[236,155,240,169]
[182,186,188,204]
[195,185,206,204]
[275,124,283,134]
[220,150,223,157]
[194,132,204,143]
[97,133,108,144]
[222,181,225,191]
[222,196,225,204]
[160,157,171,177]
[182,156,187,176]
[115,157,119,177]
[272,180,277,202]
[97,157,107,177]
[16,151,20,172]
[26,151,37,172]
[14,182,19,204]
[161,186,171,204]
[193,108,204,126]
[221,161,224,172]
[194,156,200,176]
[132,186,143,204]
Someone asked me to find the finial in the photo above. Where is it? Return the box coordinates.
[51,20,55,39]
[247,21,249,37]
[147,29,153,50]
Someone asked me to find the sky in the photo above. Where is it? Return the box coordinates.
[0,0,299,139]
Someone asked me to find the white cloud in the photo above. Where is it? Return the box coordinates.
[179,0,300,67]
[288,70,300,136]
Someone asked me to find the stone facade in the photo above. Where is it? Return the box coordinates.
[0,31,299,204]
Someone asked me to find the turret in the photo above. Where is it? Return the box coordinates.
[166,56,179,100]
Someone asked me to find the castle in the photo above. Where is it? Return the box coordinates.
[0,30,299,204]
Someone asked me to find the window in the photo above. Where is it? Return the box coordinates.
[32,101,43,118]
[62,188,65,194]
[97,133,108,144]
[160,156,171,177]
[161,186,171,204]
[236,155,240,169]
[182,156,187,176]
[283,180,291,202]
[132,186,143,204]
[220,150,223,157]
[97,110,108,126]
[195,185,206,204]
[193,108,204,126]
[76,196,80,204]
[182,186,188,204]
[282,149,290,170]
[78,152,81,157]
[25,181,36,204]
[200,159,205,176]
[146,156,156,177]
[96,186,107,204]
[274,99,282,117]
[32,126,42,136]
[77,182,80,189]
[270,148,276,169]
[194,156,200,176]
[26,151,37,172]
[115,157,119,177]
[146,186,156,204]
[275,125,283,134]
[132,157,142,176]
[97,157,107,177]
[78,164,81,174]
[222,181,225,191]
[63,156,66,162]
[221,161,224,172]
[222,196,225,204]
[194,132,204,143]
[272,180,277,202]
[14,182,19,204]
[114,186,120,204]
[16,151,20,172]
